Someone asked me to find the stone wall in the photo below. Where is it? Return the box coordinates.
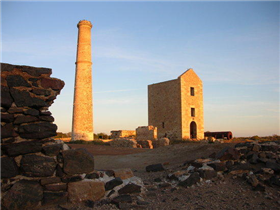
[111,130,136,139]
[0,63,96,209]
[136,126,157,141]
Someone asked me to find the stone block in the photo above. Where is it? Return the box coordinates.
[118,183,141,194]
[146,164,165,172]
[2,141,43,156]
[41,177,61,185]
[20,154,56,177]
[45,183,67,191]
[10,88,47,108]
[6,75,31,87]
[113,168,134,180]
[178,172,200,188]
[18,122,57,139]
[42,191,68,206]
[14,115,38,124]
[105,177,123,191]
[40,78,65,90]
[1,123,16,138]
[216,147,240,160]
[24,108,40,116]
[42,144,62,156]
[1,157,19,178]
[62,148,95,175]
[2,180,43,210]
[68,181,105,203]
[1,86,13,108]
[1,113,14,123]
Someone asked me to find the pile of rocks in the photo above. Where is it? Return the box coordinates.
[109,138,138,148]
[145,141,280,191]
[110,137,170,149]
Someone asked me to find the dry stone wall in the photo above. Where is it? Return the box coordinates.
[1,63,146,209]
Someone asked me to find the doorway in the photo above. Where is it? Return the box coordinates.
[190,121,197,139]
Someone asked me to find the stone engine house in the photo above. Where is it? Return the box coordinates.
[148,69,204,140]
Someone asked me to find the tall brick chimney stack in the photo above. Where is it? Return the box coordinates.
[72,20,94,141]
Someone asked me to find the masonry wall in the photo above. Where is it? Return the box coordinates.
[148,79,182,140]
[110,130,136,139]
[180,69,204,140]
[136,126,157,141]
[148,69,204,141]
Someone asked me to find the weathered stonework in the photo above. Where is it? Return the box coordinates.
[72,20,94,141]
[111,130,136,139]
[136,126,157,141]
[148,69,204,140]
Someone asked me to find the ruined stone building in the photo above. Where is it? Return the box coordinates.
[148,69,204,140]
[110,130,136,139]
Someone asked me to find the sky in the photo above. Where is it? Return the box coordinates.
[1,1,279,137]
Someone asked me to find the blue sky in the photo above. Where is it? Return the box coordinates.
[1,1,279,137]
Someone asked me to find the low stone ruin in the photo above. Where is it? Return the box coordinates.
[144,141,280,191]
[109,137,170,149]
[1,63,146,209]
[136,126,157,141]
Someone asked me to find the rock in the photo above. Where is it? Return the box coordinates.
[248,153,259,164]
[2,141,42,156]
[252,144,261,152]
[32,88,51,96]
[42,191,68,206]
[62,148,95,175]
[10,88,47,107]
[39,115,55,122]
[1,86,13,108]
[111,195,133,205]
[86,172,100,179]
[268,176,280,187]
[6,75,31,87]
[153,138,170,148]
[40,78,65,90]
[24,108,40,116]
[113,168,134,180]
[146,164,165,172]
[42,144,62,156]
[137,140,153,149]
[266,161,280,172]
[158,183,172,189]
[20,154,56,177]
[45,183,67,191]
[247,174,259,187]
[7,107,25,114]
[18,122,57,139]
[178,172,200,188]
[1,123,16,138]
[198,169,217,180]
[41,177,61,185]
[118,183,142,194]
[2,180,43,210]
[68,181,105,203]
[105,177,123,191]
[207,162,226,171]
[216,147,240,160]
[1,157,19,178]
[1,113,14,123]
[14,115,38,124]
[21,65,52,76]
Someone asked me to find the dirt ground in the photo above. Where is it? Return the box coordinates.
[66,143,280,210]
[68,143,235,171]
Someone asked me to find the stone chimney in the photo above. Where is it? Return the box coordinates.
[72,20,94,141]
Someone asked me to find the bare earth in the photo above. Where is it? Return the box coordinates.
[66,143,280,210]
